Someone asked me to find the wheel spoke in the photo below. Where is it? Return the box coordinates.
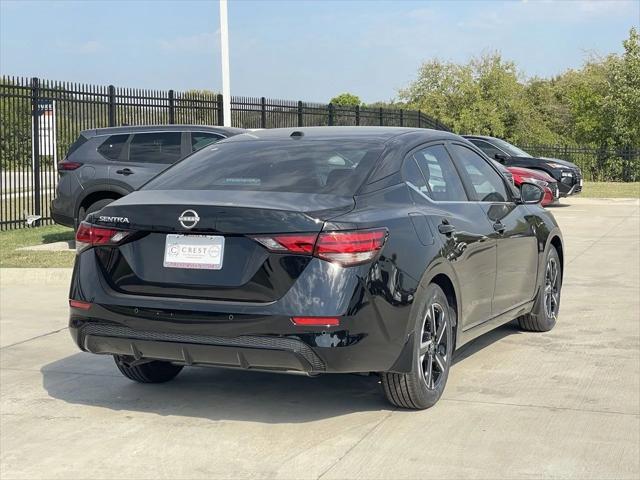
[424,354,433,388]
[434,352,446,373]
[436,318,447,345]
[429,304,437,334]
[546,295,552,315]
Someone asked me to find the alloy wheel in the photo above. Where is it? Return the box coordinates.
[544,257,560,320]
[419,302,448,390]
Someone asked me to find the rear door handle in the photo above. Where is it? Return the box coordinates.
[493,221,506,234]
[438,222,456,235]
[116,168,134,176]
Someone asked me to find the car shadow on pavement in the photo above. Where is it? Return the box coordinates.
[40,322,520,422]
[41,354,389,422]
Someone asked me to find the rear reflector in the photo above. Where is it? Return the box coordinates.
[291,316,340,327]
[252,228,387,267]
[57,161,83,171]
[69,299,92,310]
[75,222,129,253]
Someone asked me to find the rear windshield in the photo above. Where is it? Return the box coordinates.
[142,139,383,195]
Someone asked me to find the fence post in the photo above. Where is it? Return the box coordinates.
[168,90,175,124]
[399,110,404,127]
[297,101,303,127]
[379,107,383,126]
[355,105,360,126]
[216,94,224,126]
[108,85,116,127]
[417,111,421,128]
[31,77,41,220]
[261,97,267,128]
[328,103,334,126]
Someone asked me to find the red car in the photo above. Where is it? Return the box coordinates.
[507,166,559,206]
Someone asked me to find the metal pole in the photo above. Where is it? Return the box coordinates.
[31,77,41,219]
[168,89,175,124]
[219,0,232,127]
[108,85,116,127]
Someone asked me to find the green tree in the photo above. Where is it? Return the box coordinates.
[609,27,640,147]
[329,92,362,106]
[399,53,561,145]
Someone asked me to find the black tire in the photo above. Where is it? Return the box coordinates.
[78,198,116,225]
[114,355,183,383]
[381,283,454,409]
[518,245,562,332]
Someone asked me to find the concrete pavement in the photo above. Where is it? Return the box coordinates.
[1,197,639,479]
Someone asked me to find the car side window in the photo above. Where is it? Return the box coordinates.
[97,134,129,161]
[469,139,505,161]
[191,132,225,152]
[129,132,182,164]
[402,156,429,195]
[413,145,467,201]
[449,144,509,202]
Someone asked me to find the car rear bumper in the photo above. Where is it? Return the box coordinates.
[72,322,326,373]
[68,251,419,374]
[51,208,75,228]
[69,312,411,375]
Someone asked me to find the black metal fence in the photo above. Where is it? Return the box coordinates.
[1,75,638,231]
[0,76,449,230]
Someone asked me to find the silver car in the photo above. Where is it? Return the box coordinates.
[51,125,244,228]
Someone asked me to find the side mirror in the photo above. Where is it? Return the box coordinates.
[520,182,544,204]
[494,153,507,162]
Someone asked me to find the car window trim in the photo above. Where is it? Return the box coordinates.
[401,140,470,203]
[446,141,516,204]
[95,130,226,163]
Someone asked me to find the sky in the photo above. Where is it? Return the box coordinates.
[1,0,638,103]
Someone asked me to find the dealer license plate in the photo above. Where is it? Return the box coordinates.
[163,234,225,270]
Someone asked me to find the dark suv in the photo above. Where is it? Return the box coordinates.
[463,135,583,197]
[51,125,244,228]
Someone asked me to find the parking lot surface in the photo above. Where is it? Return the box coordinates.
[1,197,639,479]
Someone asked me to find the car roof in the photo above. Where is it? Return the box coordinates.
[461,135,499,142]
[81,125,246,137]
[221,126,459,144]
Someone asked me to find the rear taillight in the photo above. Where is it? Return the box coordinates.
[57,161,83,171]
[315,229,387,266]
[252,228,387,267]
[75,222,129,253]
[252,233,316,254]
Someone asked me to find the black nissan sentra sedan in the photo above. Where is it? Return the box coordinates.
[69,127,563,409]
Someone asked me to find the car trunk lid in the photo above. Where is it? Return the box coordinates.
[88,189,355,302]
